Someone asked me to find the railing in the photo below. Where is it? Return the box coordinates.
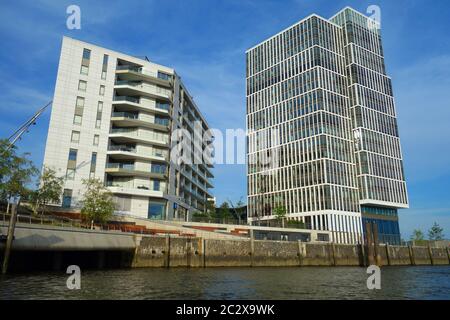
[108,145,137,153]
[106,183,165,193]
[110,128,169,143]
[115,81,171,97]
[116,66,172,81]
[108,146,167,160]
[116,65,158,78]
[154,118,169,126]
[156,103,170,111]
[111,112,139,119]
[106,163,135,170]
[189,215,249,226]
[110,128,138,135]
[0,212,84,229]
[249,219,312,230]
[113,96,140,104]
[150,167,167,175]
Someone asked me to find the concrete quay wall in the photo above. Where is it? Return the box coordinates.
[132,236,450,268]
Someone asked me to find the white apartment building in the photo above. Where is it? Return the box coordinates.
[246,7,408,244]
[43,37,214,221]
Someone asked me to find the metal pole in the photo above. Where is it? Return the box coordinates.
[2,204,18,274]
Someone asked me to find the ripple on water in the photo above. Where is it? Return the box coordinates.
[0,266,449,300]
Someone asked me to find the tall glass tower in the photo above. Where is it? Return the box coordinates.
[246,7,408,244]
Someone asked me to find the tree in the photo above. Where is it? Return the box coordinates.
[227,197,246,224]
[273,205,286,228]
[0,140,38,212]
[80,178,115,227]
[218,201,231,223]
[410,229,424,241]
[428,222,445,241]
[206,199,216,217]
[31,167,64,215]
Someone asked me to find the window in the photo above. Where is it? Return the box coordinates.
[73,114,82,125]
[154,180,160,191]
[151,163,166,174]
[80,48,91,75]
[148,203,166,220]
[82,48,91,60]
[68,149,78,161]
[76,96,85,108]
[78,80,87,91]
[157,71,170,81]
[66,169,75,180]
[155,116,169,126]
[93,135,100,146]
[80,65,89,75]
[99,85,105,96]
[71,131,80,143]
[62,189,73,208]
[96,101,103,128]
[90,152,97,176]
[101,54,108,80]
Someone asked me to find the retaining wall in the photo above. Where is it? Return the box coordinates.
[133,236,450,268]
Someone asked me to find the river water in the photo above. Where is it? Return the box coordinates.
[0,266,449,300]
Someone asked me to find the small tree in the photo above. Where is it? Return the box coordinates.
[218,201,231,223]
[206,199,216,217]
[81,178,115,227]
[428,222,445,241]
[0,141,38,212]
[410,229,424,241]
[273,205,286,228]
[32,167,64,215]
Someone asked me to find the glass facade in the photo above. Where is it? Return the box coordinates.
[246,8,408,244]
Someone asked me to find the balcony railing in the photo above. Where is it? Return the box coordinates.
[154,118,169,126]
[110,128,169,144]
[116,65,172,81]
[113,96,140,104]
[110,128,138,135]
[108,146,167,159]
[111,112,139,119]
[157,103,170,111]
[106,163,135,170]
[108,145,137,153]
[115,80,171,97]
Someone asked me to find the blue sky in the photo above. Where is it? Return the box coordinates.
[0,0,449,239]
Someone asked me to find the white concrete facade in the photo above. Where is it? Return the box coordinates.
[43,37,214,221]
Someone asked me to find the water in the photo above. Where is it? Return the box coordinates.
[0,266,449,300]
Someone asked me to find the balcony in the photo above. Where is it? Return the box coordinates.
[105,163,167,179]
[107,183,165,198]
[114,80,171,101]
[112,96,170,115]
[107,145,167,162]
[109,128,169,147]
[110,112,169,132]
[115,65,172,88]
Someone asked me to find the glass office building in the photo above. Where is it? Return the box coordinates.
[246,7,408,244]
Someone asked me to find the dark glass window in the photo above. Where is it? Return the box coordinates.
[148,203,165,220]
[68,149,78,161]
[82,48,91,60]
